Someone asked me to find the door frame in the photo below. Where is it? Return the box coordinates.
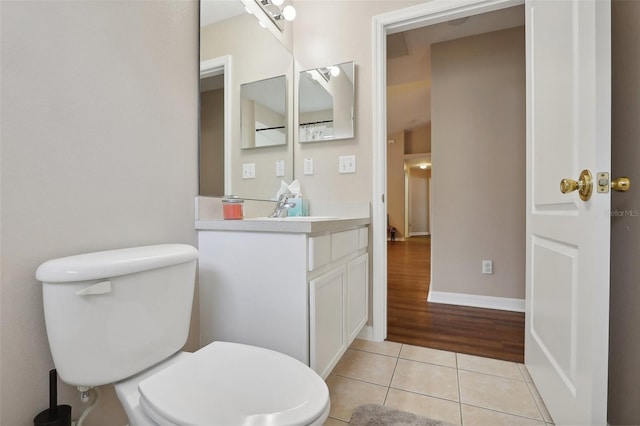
[200,55,232,196]
[371,0,524,341]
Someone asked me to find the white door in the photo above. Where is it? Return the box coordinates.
[525,0,611,424]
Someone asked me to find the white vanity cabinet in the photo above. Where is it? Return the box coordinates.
[309,265,346,379]
[197,218,369,379]
[307,228,369,377]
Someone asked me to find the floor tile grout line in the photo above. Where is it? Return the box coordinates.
[456,367,527,382]
[383,347,401,406]
[348,346,401,359]
[525,379,552,423]
[456,358,464,425]
[329,372,393,389]
[386,383,462,404]
[351,341,476,370]
[460,402,547,423]
[398,357,459,373]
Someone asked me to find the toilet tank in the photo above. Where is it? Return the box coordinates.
[36,244,198,387]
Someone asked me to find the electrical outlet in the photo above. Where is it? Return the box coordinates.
[482,260,493,274]
[275,160,285,177]
[242,163,256,179]
[339,155,356,174]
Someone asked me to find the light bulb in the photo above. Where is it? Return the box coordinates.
[330,66,341,77]
[282,5,296,21]
[271,0,284,6]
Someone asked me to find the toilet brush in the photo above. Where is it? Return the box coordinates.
[33,369,72,426]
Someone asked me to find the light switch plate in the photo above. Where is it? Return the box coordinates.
[339,155,356,174]
[275,160,285,177]
[242,163,256,179]
[304,158,314,175]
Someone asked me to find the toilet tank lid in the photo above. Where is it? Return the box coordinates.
[36,244,198,283]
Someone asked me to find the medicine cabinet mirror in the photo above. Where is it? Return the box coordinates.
[299,61,355,142]
[241,75,287,149]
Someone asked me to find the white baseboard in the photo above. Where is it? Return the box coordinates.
[409,231,430,236]
[387,237,406,241]
[427,289,525,312]
[357,325,376,341]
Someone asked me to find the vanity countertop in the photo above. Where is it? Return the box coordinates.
[195,216,370,234]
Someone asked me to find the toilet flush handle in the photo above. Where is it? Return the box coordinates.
[75,280,112,296]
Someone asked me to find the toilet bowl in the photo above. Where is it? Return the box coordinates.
[116,342,330,426]
[37,244,329,425]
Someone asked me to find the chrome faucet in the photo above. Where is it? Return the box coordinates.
[269,193,297,218]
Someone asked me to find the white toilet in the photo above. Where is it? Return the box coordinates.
[36,244,330,425]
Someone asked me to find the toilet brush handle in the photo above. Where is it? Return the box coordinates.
[49,369,57,419]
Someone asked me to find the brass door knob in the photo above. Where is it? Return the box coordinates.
[611,177,631,192]
[560,169,593,201]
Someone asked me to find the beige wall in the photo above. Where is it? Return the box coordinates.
[0,2,198,425]
[608,1,640,424]
[200,88,225,196]
[387,131,407,239]
[409,167,429,235]
[406,123,432,155]
[430,27,525,299]
[291,0,423,204]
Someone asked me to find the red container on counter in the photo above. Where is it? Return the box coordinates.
[222,197,244,220]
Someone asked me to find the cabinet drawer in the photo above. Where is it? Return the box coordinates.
[309,234,331,271]
[331,229,359,261]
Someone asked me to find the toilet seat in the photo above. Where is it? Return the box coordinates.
[137,341,330,426]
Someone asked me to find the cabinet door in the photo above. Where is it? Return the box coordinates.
[347,253,369,345]
[309,265,347,379]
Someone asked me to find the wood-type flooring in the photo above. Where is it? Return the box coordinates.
[386,236,525,363]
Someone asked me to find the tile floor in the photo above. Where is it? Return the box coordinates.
[323,339,554,426]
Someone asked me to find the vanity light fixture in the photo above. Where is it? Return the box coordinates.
[312,66,340,83]
[279,5,296,21]
[256,0,296,26]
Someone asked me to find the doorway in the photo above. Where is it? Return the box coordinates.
[200,56,232,197]
[373,2,524,358]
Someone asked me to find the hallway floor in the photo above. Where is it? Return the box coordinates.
[324,339,554,425]
[387,236,525,362]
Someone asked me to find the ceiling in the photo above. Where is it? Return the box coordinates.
[386,5,525,137]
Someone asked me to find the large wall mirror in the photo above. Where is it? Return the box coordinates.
[299,61,355,142]
[200,0,294,200]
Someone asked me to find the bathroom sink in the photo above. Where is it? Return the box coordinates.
[249,216,338,221]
